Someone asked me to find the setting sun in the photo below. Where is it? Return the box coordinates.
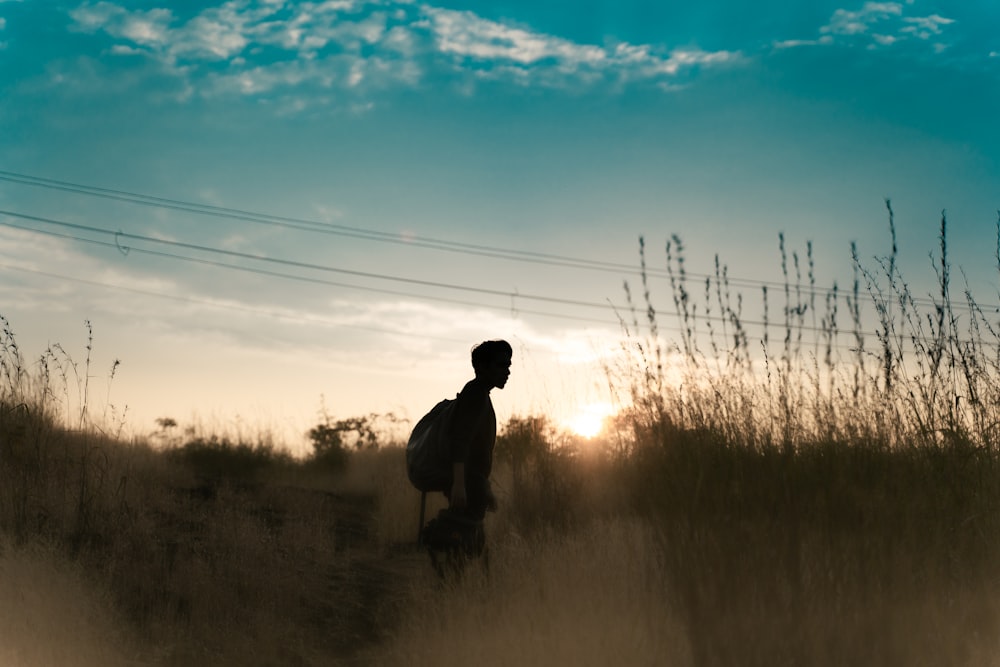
[564,403,614,439]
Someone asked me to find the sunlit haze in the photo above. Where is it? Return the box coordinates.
[1,0,997,452]
[565,402,616,439]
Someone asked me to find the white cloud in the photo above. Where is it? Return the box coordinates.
[347,58,364,86]
[822,2,903,36]
[314,0,358,11]
[70,2,126,31]
[773,35,834,49]
[423,7,741,89]
[119,9,172,46]
[204,52,418,97]
[109,44,143,55]
[182,16,249,59]
[166,2,290,61]
[901,14,954,40]
[655,47,739,75]
[0,225,181,317]
[780,2,956,53]
[425,7,606,66]
[0,226,73,271]
[422,7,741,81]
[71,2,173,48]
[383,24,417,55]
[64,0,741,103]
[0,17,6,30]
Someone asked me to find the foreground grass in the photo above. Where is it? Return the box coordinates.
[0,393,420,665]
[5,359,1000,666]
[7,422,999,666]
[378,519,691,667]
[370,432,1000,667]
[0,539,136,667]
[630,430,1000,666]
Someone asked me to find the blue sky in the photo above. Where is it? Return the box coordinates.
[1,0,998,448]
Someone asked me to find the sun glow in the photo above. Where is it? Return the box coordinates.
[564,402,615,439]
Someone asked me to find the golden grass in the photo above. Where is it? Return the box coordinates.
[0,538,136,667]
[0,390,393,664]
[378,519,691,667]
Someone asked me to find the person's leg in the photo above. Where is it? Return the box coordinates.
[460,475,488,557]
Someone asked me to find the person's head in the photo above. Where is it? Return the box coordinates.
[471,339,512,389]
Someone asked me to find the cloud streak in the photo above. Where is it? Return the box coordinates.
[65,0,741,103]
[775,2,957,52]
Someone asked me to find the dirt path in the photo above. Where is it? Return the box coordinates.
[300,491,431,665]
[151,479,433,666]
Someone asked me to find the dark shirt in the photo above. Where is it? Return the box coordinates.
[446,377,496,480]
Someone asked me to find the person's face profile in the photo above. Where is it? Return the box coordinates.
[486,355,512,389]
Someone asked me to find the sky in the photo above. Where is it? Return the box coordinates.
[1,0,998,451]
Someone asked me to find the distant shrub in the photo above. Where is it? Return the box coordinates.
[306,411,404,472]
[167,435,292,481]
[495,415,583,531]
[306,422,351,472]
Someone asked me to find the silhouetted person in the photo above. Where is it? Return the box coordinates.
[421,340,511,572]
[444,339,512,523]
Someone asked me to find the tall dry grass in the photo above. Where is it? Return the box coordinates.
[613,204,1000,450]
[603,205,1000,665]
[380,206,1000,667]
[378,520,691,667]
[0,318,412,665]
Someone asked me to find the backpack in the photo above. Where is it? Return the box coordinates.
[406,397,456,492]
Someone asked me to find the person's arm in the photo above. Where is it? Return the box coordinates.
[450,462,467,509]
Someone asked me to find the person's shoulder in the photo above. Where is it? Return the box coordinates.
[458,378,489,401]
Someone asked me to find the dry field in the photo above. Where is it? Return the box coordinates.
[5,211,1000,665]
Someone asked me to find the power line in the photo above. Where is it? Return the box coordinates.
[0,250,858,355]
[0,211,851,339]
[0,262,473,344]
[5,254,992,360]
[0,169,646,275]
[5,168,990,312]
[0,219,622,326]
[6,214,996,353]
[0,209,626,313]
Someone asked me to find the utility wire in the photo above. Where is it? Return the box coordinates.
[1,253,986,358]
[0,262,473,344]
[4,169,990,312]
[0,169,645,275]
[0,219,622,326]
[0,209,625,312]
[0,254,875,356]
[6,214,994,352]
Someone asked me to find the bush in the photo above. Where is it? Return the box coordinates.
[167,436,292,481]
